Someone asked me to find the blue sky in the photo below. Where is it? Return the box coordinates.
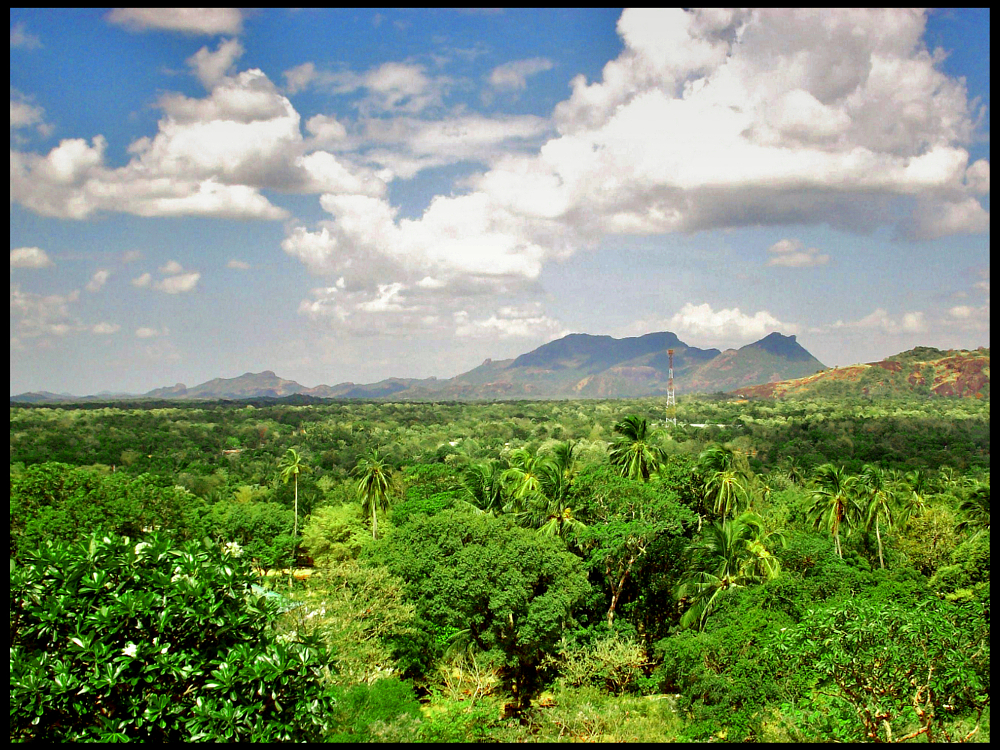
[10,8,991,395]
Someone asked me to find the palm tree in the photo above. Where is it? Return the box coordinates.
[893,468,929,528]
[354,450,394,540]
[781,455,806,487]
[549,439,579,484]
[609,415,666,481]
[703,468,750,518]
[501,447,549,512]
[904,469,931,496]
[698,444,750,518]
[676,512,783,630]
[698,444,734,475]
[499,442,588,542]
[278,448,309,543]
[859,464,897,569]
[936,466,961,493]
[461,459,507,515]
[531,440,587,542]
[809,464,861,559]
[956,479,990,536]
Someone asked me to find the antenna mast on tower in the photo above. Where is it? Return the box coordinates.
[666,348,676,427]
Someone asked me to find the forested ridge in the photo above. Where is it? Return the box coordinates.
[10,393,990,742]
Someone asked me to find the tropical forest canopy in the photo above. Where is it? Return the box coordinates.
[10,391,990,742]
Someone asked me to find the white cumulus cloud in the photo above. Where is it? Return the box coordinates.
[453,304,569,340]
[154,271,201,294]
[10,40,386,220]
[10,246,54,269]
[159,260,184,275]
[663,302,794,346]
[10,285,81,338]
[188,37,244,89]
[86,269,110,292]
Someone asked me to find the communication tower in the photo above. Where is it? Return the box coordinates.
[666,348,677,427]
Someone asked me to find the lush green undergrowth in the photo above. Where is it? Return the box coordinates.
[9,395,991,741]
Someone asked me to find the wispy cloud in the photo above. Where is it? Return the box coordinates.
[766,239,830,268]
[10,22,42,49]
[106,8,245,36]
[488,57,554,90]
[92,322,120,335]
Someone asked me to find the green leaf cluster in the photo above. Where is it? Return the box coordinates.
[10,533,337,742]
[374,510,591,705]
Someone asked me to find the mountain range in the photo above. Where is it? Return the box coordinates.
[12,330,828,403]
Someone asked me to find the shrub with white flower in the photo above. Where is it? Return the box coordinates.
[222,540,244,558]
[11,533,338,742]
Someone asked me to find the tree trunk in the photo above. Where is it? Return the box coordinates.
[606,558,634,627]
[372,504,378,540]
[293,475,299,539]
[833,513,843,558]
[875,516,884,569]
[291,475,299,586]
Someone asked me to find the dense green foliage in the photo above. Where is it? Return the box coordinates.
[10,534,337,742]
[375,510,591,705]
[10,463,202,560]
[8,393,991,741]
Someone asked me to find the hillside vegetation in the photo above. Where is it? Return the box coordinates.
[733,347,989,400]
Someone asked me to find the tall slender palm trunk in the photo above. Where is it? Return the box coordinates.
[875,515,884,569]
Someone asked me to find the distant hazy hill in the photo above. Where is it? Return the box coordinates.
[684,333,826,394]
[12,330,830,403]
[340,331,824,401]
[731,347,990,400]
[8,390,73,404]
[145,370,307,400]
[305,377,438,400]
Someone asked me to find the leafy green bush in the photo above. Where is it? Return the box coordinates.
[10,462,201,559]
[543,630,649,694]
[771,594,990,742]
[300,503,370,565]
[391,491,458,526]
[526,686,684,742]
[326,677,423,742]
[418,697,511,743]
[10,533,337,742]
[203,499,296,571]
[929,531,990,599]
[282,558,420,685]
